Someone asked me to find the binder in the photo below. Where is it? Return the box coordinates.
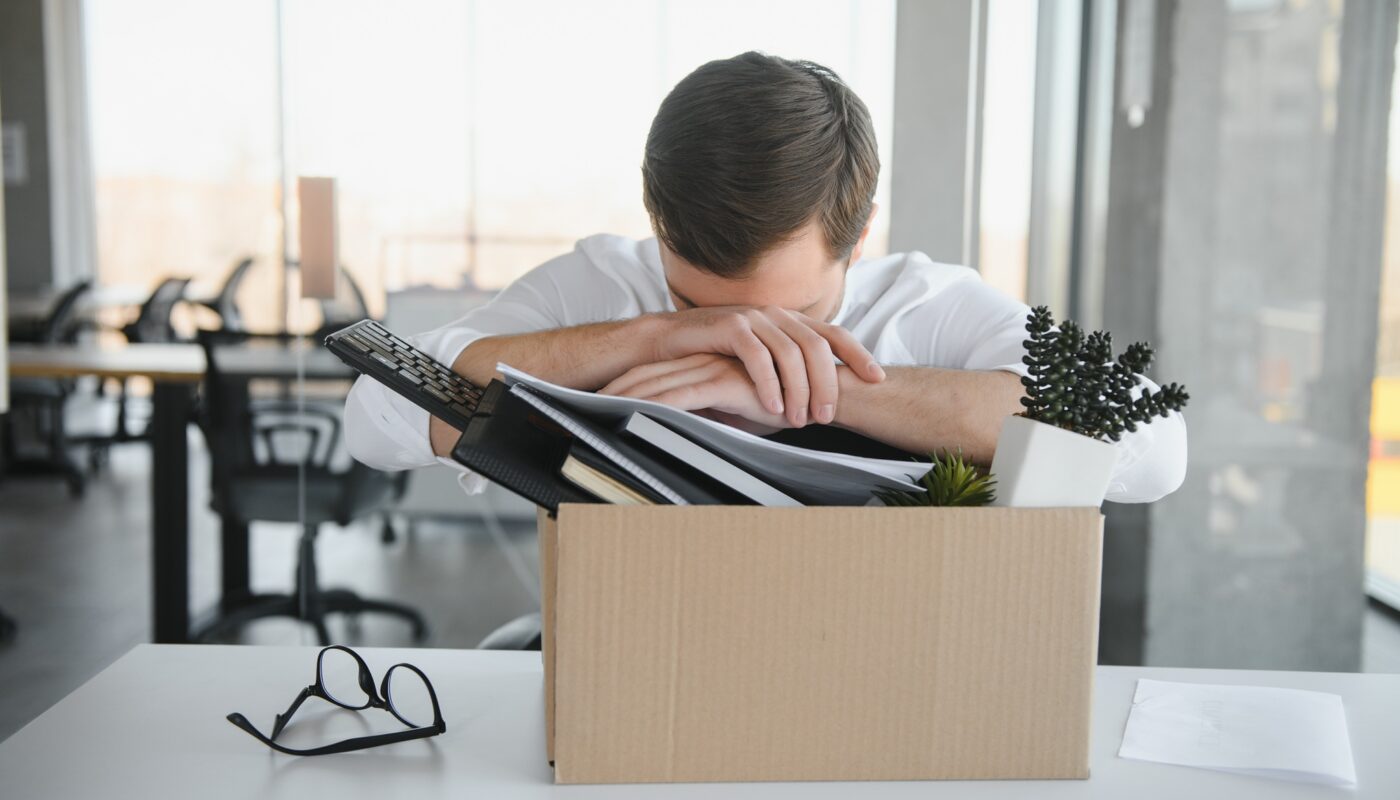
[449,381,598,513]
[508,385,742,506]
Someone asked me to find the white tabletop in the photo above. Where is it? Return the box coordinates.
[0,645,1395,799]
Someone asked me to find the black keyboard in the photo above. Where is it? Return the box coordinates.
[324,319,484,429]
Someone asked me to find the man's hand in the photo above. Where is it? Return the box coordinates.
[600,353,791,430]
[652,306,885,428]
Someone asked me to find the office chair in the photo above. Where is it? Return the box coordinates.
[91,276,193,457]
[3,281,92,495]
[477,612,542,651]
[191,331,427,646]
[197,257,254,333]
[6,280,90,345]
[121,276,191,344]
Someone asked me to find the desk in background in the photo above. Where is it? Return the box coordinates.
[0,645,1396,799]
[5,340,353,643]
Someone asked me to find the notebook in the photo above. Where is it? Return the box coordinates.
[509,384,741,505]
[620,412,802,507]
[560,443,663,506]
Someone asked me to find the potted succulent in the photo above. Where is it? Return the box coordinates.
[875,449,996,507]
[990,306,1189,507]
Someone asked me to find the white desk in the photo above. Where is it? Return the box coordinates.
[1,645,1395,799]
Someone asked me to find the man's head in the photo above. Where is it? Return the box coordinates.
[642,52,880,321]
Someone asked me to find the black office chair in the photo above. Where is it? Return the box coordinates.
[7,280,90,345]
[0,606,15,645]
[191,331,427,646]
[197,257,254,333]
[93,276,193,453]
[477,612,542,650]
[3,281,93,495]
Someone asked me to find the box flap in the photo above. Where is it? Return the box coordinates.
[537,508,558,765]
[548,505,1103,784]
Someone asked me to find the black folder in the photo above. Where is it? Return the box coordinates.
[449,381,599,513]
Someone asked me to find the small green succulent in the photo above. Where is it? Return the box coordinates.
[874,449,996,507]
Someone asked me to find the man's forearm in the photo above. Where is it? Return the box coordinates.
[431,315,666,456]
[451,315,666,389]
[833,366,1025,464]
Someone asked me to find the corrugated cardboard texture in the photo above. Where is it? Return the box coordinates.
[544,505,1103,784]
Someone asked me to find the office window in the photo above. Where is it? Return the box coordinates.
[978,0,1038,303]
[87,0,896,327]
[1366,11,1400,611]
[86,0,283,331]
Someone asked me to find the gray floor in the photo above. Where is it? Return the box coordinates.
[2,427,1400,745]
[0,433,541,743]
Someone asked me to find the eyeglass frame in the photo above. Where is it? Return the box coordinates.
[226,645,446,756]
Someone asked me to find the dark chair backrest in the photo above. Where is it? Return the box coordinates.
[35,280,91,344]
[124,277,192,343]
[194,330,394,526]
[206,257,254,332]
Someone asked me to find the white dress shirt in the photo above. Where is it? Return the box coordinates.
[344,234,1187,503]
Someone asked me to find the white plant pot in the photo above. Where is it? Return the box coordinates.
[989,415,1118,508]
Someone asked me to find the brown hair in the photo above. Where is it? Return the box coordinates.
[642,51,880,278]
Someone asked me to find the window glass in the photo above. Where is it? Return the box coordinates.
[1366,12,1400,609]
[87,0,282,331]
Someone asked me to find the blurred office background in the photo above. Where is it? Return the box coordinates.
[2,0,1399,741]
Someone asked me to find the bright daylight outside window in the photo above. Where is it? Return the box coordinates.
[1367,15,1400,610]
[86,0,896,332]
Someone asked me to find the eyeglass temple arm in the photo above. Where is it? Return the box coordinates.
[226,713,442,757]
[270,685,316,740]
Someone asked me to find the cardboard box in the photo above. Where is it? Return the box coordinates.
[540,504,1104,784]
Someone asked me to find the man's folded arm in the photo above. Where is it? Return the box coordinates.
[344,243,635,469]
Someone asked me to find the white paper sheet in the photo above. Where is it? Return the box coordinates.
[1118,678,1357,787]
[497,363,922,505]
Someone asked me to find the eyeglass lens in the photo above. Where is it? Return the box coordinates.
[318,647,371,709]
[384,665,435,727]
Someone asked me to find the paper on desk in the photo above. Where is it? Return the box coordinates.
[498,363,922,504]
[1118,678,1357,787]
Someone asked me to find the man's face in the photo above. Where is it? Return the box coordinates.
[661,217,868,323]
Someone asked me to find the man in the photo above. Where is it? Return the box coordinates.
[346,52,1185,503]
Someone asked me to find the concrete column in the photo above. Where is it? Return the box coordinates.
[0,0,54,293]
[888,0,985,267]
[1103,0,1396,670]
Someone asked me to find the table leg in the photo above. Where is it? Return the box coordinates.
[151,381,192,644]
[220,518,251,609]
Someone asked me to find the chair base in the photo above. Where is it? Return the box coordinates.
[1,455,86,497]
[193,588,429,647]
[477,612,542,651]
[0,607,16,646]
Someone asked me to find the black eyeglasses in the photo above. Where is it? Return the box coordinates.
[227,645,445,756]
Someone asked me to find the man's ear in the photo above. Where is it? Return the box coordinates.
[846,203,879,266]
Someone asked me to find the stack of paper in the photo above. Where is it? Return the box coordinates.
[499,364,923,505]
[1119,678,1357,787]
